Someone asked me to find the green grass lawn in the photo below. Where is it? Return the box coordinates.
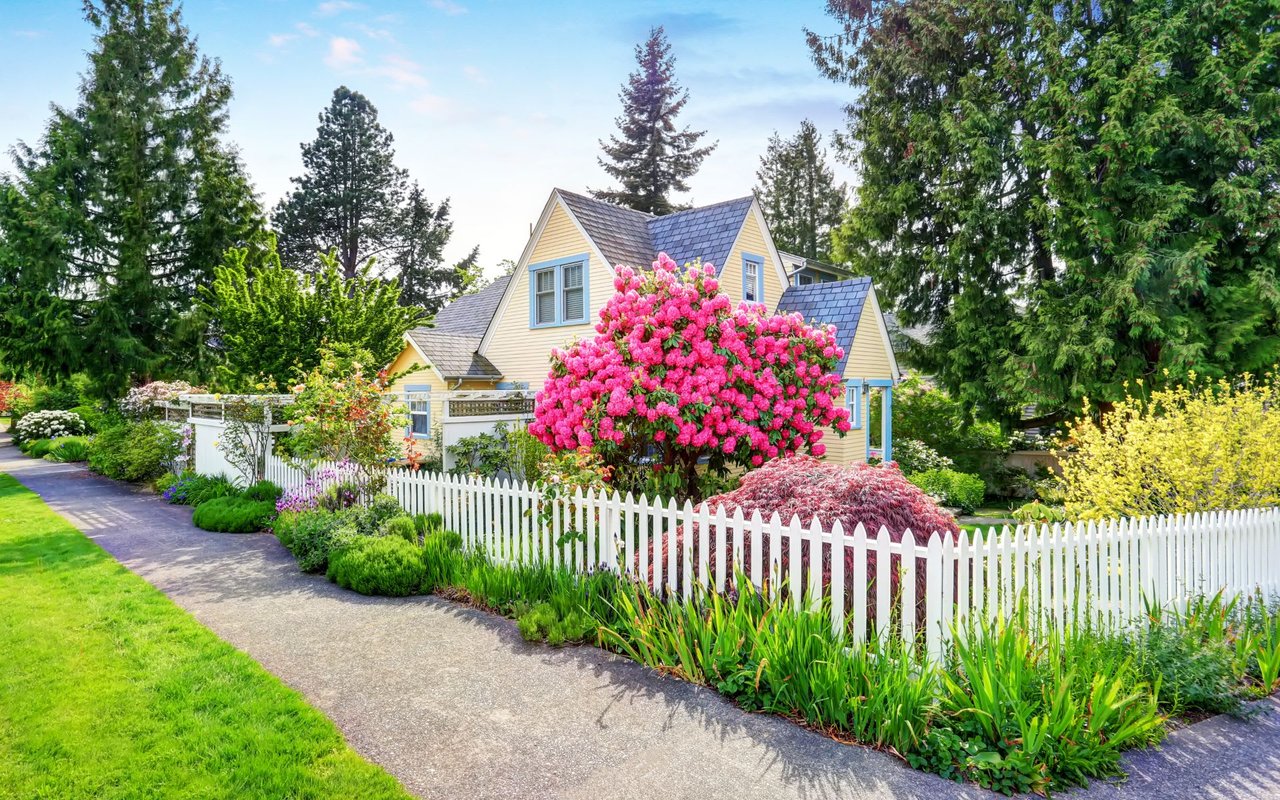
[0,474,414,800]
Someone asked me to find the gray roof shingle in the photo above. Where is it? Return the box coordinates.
[554,189,755,274]
[405,329,503,380]
[648,196,755,274]
[775,277,874,375]
[430,274,511,336]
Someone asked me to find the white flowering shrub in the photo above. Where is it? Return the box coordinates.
[119,381,197,419]
[14,409,87,445]
[890,438,954,475]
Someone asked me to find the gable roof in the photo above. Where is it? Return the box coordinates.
[431,275,511,336]
[556,190,653,270]
[405,329,503,380]
[649,196,756,274]
[775,277,873,375]
[554,189,755,273]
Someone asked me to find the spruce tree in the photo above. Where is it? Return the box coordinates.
[754,120,847,262]
[0,0,261,399]
[593,27,716,215]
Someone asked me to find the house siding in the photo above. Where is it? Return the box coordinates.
[824,289,896,465]
[721,211,785,309]
[481,201,610,390]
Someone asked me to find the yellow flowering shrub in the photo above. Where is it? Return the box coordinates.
[1060,372,1280,519]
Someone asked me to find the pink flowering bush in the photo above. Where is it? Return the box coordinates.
[652,456,959,632]
[530,254,852,499]
[119,380,199,419]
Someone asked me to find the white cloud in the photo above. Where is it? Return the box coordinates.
[429,0,467,16]
[267,32,298,48]
[373,55,428,89]
[324,37,363,69]
[317,0,359,17]
[462,65,488,85]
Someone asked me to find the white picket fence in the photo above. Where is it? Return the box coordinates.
[262,453,1280,661]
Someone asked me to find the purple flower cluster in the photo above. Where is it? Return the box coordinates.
[276,460,359,513]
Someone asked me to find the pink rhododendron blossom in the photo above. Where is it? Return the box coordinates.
[530,253,850,490]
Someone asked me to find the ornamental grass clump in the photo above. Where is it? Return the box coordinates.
[531,253,852,499]
[1060,371,1280,518]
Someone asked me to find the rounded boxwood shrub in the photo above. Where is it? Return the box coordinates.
[192,496,277,533]
[326,535,425,597]
[243,479,284,504]
[381,515,417,543]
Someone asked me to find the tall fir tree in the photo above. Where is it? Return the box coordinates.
[394,184,479,314]
[0,0,261,399]
[273,87,408,279]
[754,120,847,262]
[808,0,1280,425]
[592,27,716,215]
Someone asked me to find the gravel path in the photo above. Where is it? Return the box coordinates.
[3,436,1278,799]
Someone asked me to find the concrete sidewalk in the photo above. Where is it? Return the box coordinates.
[3,436,1278,799]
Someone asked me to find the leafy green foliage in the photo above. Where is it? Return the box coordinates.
[0,0,261,397]
[242,479,283,504]
[754,119,846,261]
[907,469,986,514]
[20,438,56,458]
[326,535,425,597]
[203,235,425,387]
[446,421,548,482]
[516,602,596,647]
[592,27,715,214]
[163,472,239,507]
[381,515,417,543]
[44,436,92,463]
[810,0,1280,424]
[274,499,403,573]
[191,496,276,533]
[88,421,181,482]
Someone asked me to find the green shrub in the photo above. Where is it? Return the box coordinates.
[381,515,417,543]
[516,602,597,646]
[243,480,283,504]
[155,471,184,495]
[908,469,986,513]
[45,436,91,463]
[1012,500,1068,525]
[21,438,56,458]
[192,496,277,533]
[414,512,443,539]
[164,473,239,507]
[87,421,180,482]
[277,510,360,572]
[326,535,425,597]
[67,405,105,433]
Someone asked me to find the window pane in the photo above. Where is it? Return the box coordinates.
[563,263,583,288]
[411,412,430,436]
[744,261,758,300]
[536,290,556,323]
[536,269,555,293]
[564,286,584,321]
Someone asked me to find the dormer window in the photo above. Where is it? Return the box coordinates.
[529,254,590,328]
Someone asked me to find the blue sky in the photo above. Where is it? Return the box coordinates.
[0,1,855,278]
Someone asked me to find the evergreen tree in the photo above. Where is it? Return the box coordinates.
[0,0,261,399]
[394,184,479,314]
[273,87,408,279]
[754,120,847,262]
[203,234,425,388]
[809,0,1280,425]
[593,27,716,215]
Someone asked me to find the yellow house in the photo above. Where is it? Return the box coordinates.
[390,188,901,464]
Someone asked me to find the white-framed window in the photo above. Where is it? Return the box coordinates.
[405,386,431,438]
[743,254,764,302]
[845,382,863,429]
[529,254,590,327]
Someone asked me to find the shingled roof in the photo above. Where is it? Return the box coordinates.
[554,189,756,274]
[431,274,511,336]
[405,330,502,380]
[775,277,873,375]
